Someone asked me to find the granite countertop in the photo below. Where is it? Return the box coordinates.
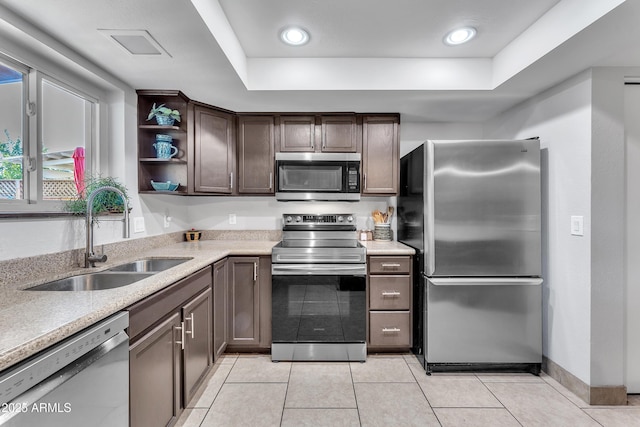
[0,238,415,372]
[359,240,416,255]
[0,240,277,372]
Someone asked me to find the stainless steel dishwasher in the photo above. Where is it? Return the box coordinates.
[0,312,129,427]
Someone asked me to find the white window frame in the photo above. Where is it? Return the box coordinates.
[0,54,99,212]
[0,53,29,208]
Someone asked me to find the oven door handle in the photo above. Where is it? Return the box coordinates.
[272,263,367,276]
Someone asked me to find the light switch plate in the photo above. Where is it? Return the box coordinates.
[133,217,145,233]
[571,215,584,236]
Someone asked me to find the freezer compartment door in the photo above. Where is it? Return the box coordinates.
[426,277,542,364]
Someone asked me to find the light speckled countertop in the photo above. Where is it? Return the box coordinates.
[360,240,416,255]
[0,239,414,372]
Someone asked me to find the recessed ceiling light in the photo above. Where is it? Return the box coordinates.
[443,27,477,46]
[280,27,310,46]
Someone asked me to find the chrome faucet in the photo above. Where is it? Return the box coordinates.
[85,186,130,267]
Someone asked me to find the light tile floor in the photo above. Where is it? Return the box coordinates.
[176,354,640,427]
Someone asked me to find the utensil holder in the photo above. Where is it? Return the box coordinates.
[373,223,392,241]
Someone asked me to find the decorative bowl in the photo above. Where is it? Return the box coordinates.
[151,180,179,191]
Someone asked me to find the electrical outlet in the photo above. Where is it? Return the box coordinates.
[133,217,145,233]
[229,214,237,225]
[163,215,172,229]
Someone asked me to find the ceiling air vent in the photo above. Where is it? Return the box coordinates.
[99,29,172,57]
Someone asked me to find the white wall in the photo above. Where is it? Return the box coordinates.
[589,68,626,387]
[400,122,484,157]
[484,70,594,384]
[485,67,636,389]
[625,83,640,392]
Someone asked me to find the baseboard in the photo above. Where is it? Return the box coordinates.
[543,356,628,405]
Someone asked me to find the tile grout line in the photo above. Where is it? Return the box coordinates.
[196,356,238,427]
[403,355,444,426]
[279,361,293,427]
[348,361,363,426]
[473,373,524,427]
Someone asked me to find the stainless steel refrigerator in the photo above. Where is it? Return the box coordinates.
[398,139,542,374]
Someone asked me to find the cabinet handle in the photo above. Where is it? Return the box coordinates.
[381,291,401,297]
[382,327,401,333]
[381,263,401,268]
[269,172,273,190]
[364,173,367,189]
[229,173,233,189]
[175,322,185,350]
[185,313,195,339]
[253,262,258,282]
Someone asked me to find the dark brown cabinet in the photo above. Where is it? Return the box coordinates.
[362,115,400,195]
[129,313,181,427]
[279,115,316,152]
[227,257,261,347]
[194,104,236,193]
[182,288,212,405]
[227,256,271,350]
[320,115,357,152]
[237,116,275,194]
[137,90,190,194]
[213,258,228,360]
[367,256,412,350]
[128,267,212,427]
[278,115,358,152]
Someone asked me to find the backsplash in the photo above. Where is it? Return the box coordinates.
[0,230,280,289]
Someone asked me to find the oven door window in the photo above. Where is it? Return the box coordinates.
[272,275,366,343]
[278,162,344,192]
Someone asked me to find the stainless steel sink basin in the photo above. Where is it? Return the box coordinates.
[27,272,154,291]
[107,257,192,273]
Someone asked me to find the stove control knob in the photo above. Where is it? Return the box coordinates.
[347,215,354,223]
[337,216,344,222]
[285,216,293,223]
[295,216,302,222]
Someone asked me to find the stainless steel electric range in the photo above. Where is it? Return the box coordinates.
[271,214,367,362]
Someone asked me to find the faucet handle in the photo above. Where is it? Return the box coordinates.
[87,253,108,267]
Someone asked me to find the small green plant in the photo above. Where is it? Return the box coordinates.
[64,175,130,215]
[146,103,181,122]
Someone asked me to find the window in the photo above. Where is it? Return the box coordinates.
[0,58,26,201]
[0,54,96,209]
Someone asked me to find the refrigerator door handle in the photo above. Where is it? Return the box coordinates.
[428,277,543,286]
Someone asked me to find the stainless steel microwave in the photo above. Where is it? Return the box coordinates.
[275,152,361,201]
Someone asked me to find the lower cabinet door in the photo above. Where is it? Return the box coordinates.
[369,311,411,347]
[130,312,182,427]
[183,288,213,406]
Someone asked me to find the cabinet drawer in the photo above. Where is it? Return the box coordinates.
[128,266,212,341]
[369,256,411,274]
[369,276,410,310]
[369,311,411,347]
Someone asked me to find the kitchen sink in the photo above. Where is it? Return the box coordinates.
[107,257,192,273]
[26,272,155,292]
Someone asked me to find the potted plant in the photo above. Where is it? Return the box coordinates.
[146,103,181,126]
[64,175,131,216]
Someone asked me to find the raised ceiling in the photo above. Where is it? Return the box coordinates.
[0,0,639,122]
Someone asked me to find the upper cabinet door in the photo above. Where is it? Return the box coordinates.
[362,115,400,195]
[194,106,235,193]
[321,115,357,152]
[279,116,316,152]
[237,116,275,194]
